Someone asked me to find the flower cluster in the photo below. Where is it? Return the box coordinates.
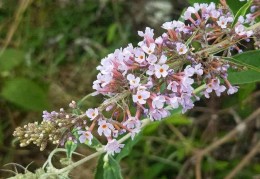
[14,2,258,155]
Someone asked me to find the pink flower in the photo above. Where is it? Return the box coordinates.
[203,78,226,98]
[134,48,146,63]
[123,118,141,139]
[154,64,169,78]
[146,54,157,64]
[133,90,150,104]
[168,97,179,109]
[105,139,124,155]
[141,43,156,55]
[184,7,196,20]
[155,36,163,44]
[86,108,99,120]
[235,24,246,36]
[97,120,114,137]
[238,16,245,24]
[210,10,220,19]
[78,130,93,145]
[152,96,166,109]
[184,64,203,76]
[158,55,167,64]
[176,43,188,55]
[127,74,140,88]
[138,27,154,39]
[167,81,179,92]
[217,16,228,28]
[162,21,174,30]
[227,86,239,95]
[149,108,170,121]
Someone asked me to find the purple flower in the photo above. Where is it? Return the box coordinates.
[105,139,124,155]
[42,111,58,121]
[78,130,93,145]
[176,43,188,55]
[149,108,170,121]
[141,43,156,55]
[123,117,141,129]
[179,93,194,113]
[133,90,150,104]
[227,86,239,95]
[168,97,179,109]
[127,74,140,89]
[97,120,114,137]
[152,96,166,109]
[86,108,99,120]
[154,64,169,78]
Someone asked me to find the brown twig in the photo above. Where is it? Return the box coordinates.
[194,108,260,179]
[1,0,33,54]
[225,141,260,179]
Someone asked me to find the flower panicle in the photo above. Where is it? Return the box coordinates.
[14,2,259,155]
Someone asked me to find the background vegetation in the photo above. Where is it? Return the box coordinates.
[0,0,259,178]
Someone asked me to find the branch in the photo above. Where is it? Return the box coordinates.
[225,141,260,179]
[194,108,260,179]
[55,118,151,175]
[196,22,260,56]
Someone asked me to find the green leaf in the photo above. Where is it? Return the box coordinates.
[231,0,252,27]
[238,83,256,102]
[0,48,25,71]
[230,50,260,68]
[228,70,260,84]
[1,78,49,111]
[65,141,77,158]
[165,114,192,126]
[95,154,123,179]
[226,50,260,84]
[95,154,105,179]
[115,133,142,162]
[226,0,247,15]
[85,136,103,150]
[106,23,118,44]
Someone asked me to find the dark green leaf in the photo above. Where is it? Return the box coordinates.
[230,50,260,68]
[144,163,165,179]
[228,70,260,84]
[0,48,25,71]
[115,133,142,162]
[95,154,123,179]
[85,136,103,150]
[231,0,252,27]
[1,78,49,111]
[65,141,77,158]
[226,50,260,84]
[95,154,105,179]
[238,83,256,102]
[226,0,247,15]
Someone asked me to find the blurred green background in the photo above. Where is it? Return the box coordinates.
[0,0,259,178]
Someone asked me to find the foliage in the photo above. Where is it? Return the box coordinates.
[1,0,260,179]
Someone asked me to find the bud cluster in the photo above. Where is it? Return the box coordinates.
[13,108,85,151]
[14,2,259,155]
